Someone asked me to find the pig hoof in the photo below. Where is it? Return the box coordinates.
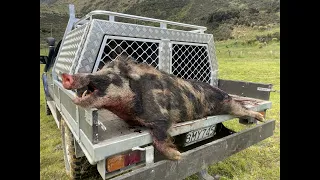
[256,113,265,122]
[165,149,182,160]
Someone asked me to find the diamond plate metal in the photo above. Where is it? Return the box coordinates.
[159,39,171,73]
[207,35,218,86]
[75,19,213,74]
[75,22,104,73]
[93,20,211,43]
[171,42,212,84]
[54,24,88,77]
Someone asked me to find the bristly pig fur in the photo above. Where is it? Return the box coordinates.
[61,55,264,160]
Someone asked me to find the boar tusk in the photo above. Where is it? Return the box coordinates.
[82,90,88,98]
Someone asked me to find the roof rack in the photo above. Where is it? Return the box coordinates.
[74,10,207,33]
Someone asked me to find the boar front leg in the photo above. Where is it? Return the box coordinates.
[138,118,181,160]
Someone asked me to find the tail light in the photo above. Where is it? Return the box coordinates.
[106,151,141,172]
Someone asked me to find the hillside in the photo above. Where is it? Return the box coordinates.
[40,0,279,46]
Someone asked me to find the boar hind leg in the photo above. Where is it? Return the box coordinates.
[141,118,181,160]
[151,129,181,160]
[228,100,265,122]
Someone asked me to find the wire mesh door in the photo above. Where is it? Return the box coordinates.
[170,42,212,84]
[93,36,160,72]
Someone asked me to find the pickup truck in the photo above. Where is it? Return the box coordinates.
[40,4,275,180]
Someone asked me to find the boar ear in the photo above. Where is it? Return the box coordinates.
[114,54,131,62]
[117,57,141,80]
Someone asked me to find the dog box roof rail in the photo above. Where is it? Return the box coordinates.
[74,10,207,33]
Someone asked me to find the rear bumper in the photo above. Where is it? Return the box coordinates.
[112,120,275,180]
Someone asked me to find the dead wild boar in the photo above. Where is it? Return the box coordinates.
[61,55,264,160]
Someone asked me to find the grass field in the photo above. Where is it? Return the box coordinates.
[40,26,280,180]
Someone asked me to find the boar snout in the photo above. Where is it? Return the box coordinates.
[61,73,90,90]
[62,73,74,89]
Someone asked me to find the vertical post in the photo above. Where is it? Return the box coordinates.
[145,146,154,164]
[92,109,99,144]
[160,23,167,29]
[50,23,53,37]
[109,15,115,22]
[69,4,75,19]
[196,168,220,180]
[84,108,99,144]
[158,39,171,74]
[97,160,106,180]
[52,4,76,81]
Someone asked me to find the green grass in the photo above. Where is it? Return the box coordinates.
[40,48,47,56]
[40,28,280,179]
[40,65,69,179]
[185,29,280,180]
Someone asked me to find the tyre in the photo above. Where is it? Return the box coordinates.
[45,102,51,115]
[60,119,97,179]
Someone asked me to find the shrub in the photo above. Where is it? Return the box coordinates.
[213,23,234,41]
[256,32,280,43]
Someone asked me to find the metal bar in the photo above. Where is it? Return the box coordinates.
[109,15,115,22]
[102,35,162,43]
[78,129,95,164]
[160,23,167,29]
[76,105,80,141]
[168,100,271,136]
[97,160,107,180]
[74,10,207,31]
[111,120,275,180]
[60,104,79,141]
[243,101,272,112]
[218,79,273,100]
[145,146,154,164]
[68,4,75,19]
[205,44,213,85]
[47,100,60,128]
[190,29,204,33]
[52,4,77,78]
[196,169,216,180]
[92,35,108,72]
[158,39,170,73]
[92,110,99,144]
[75,19,89,27]
[169,115,234,136]
[170,41,207,46]
[74,140,85,158]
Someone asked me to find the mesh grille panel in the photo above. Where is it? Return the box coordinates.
[171,44,211,83]
[96,38,159,71]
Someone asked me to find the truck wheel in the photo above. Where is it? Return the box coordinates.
[60,119,97,179]
[45,102,51,115]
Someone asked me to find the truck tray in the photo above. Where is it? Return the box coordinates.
[96,94,271,146]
